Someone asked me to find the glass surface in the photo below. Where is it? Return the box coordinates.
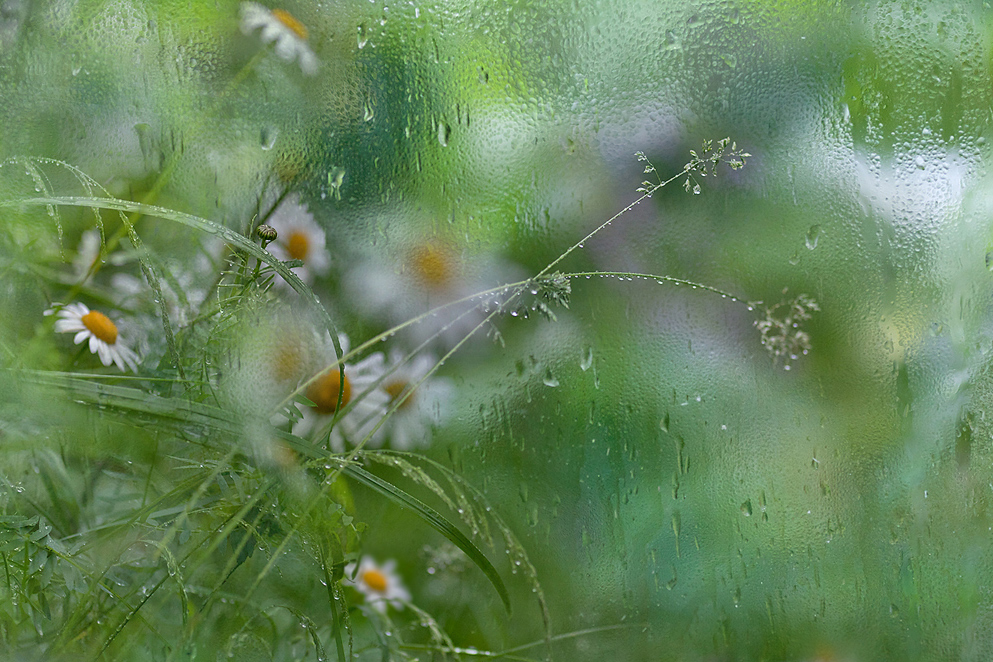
[1,1,992,660]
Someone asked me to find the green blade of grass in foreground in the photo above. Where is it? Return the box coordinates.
[16,370,513,614]
[341,464,513,614]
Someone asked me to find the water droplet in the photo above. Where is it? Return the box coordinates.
[659,412,670,433]
[260,125,278,151]
[665,566,678,590]
[357,23,369,48]
[437,120,451,147]
[327,167,346,200]
[542,369,559,387]
[805,224,821,250]
[914,155,926,170]
[580,346,593,371]
[740,499,753,516]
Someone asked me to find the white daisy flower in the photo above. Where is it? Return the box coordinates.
[265,194,330,286]
[344,556,411,613]
[293,335,390,451]
[380,349,453,451]
[346,236,525,348]
[46,303,140,372]
[240,2,318,75]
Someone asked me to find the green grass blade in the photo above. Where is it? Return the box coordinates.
[341,464,512,614]
[1,195,340,339]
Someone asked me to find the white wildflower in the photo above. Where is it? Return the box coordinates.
[46,302,140,372]
[344,556,411,613]
[240,3,318,75]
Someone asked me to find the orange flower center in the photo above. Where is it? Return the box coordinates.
[384,380,414,410]
[286,230,310,261]
[306,368,352,415]
[271,8,308,40]
[81,310,118,345]
[410,243,454,289]
[362,568,388,593]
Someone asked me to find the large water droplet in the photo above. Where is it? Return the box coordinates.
[805,224,821,250]
[542,369,559,387]
[327,167,346,200]
[580,346,593,371]
[437,120,451,147]
[260,125,278,151]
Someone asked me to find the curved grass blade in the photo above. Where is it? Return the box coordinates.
[1,195,340,340]
[17,370,512,610]
[341,464,511,614]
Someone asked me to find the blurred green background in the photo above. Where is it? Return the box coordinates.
[2,0,993,660]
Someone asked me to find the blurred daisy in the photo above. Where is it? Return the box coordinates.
[293,335,389,451]
[344,556,410,613]
[46,303,139,372]
[346,236,525,348]
[216,307,324,425]
[72,229,132,283]
[72,229,101,282]
[240,2,318,75]
[380,349,453,450]
[265,194,330,286]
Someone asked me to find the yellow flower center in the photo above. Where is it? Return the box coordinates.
[306,368,352,415]
[81,310,118,345]
[384,380,414,410]
[410,243,454,289]
[271,8,308,41]
[286,230,310,261]
[272,343,303,382]
[362,568,388,593]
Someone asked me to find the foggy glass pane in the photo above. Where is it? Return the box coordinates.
[1,0,992,660]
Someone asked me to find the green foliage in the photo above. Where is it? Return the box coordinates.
[0,131,762,659]
[15,1,992,660]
